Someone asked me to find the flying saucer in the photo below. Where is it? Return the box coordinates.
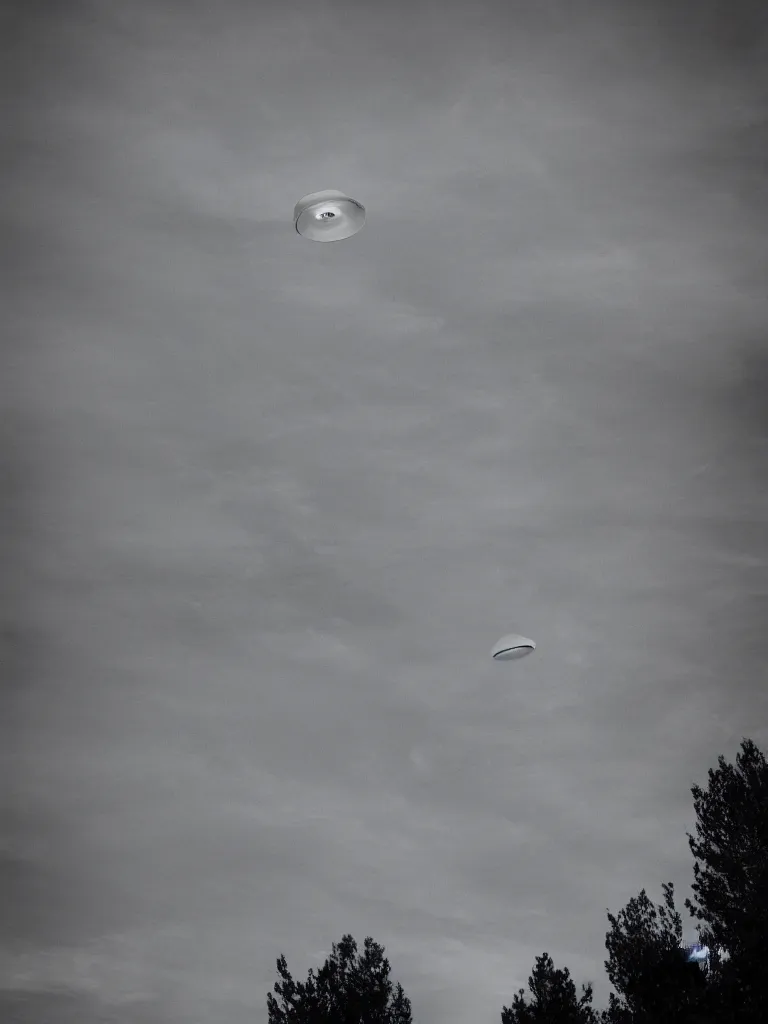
[491,634,536,661]
[294,190,366,242]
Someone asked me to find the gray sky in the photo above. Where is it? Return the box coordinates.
[2,1,767,1021]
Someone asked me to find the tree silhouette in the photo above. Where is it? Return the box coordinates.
[600,991,635,1024]
[684,738,768,1022]
[265,740,768,1023]
[500,952,599,1023]
[602,883,707,1023]
[267,934,412,1024]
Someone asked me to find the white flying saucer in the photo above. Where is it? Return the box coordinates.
[491,634,536,661]
[294,190,366,242]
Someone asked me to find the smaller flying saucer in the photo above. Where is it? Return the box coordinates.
[491,634,536,661]
[294,190,366,242]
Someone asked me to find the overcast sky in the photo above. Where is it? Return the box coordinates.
[2,1,768,1021]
